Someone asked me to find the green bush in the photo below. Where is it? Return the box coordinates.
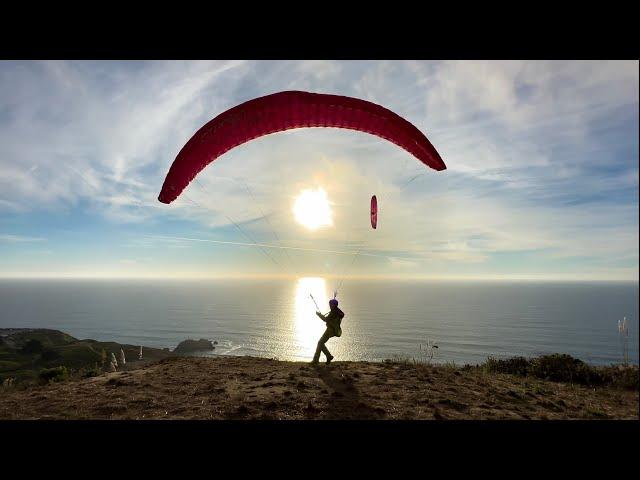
[600,365,639,390]
[481,354,638,390]
[484,356,531,376]
[80,365,102,378]
[530,354,604,386]
[38,366,69,384]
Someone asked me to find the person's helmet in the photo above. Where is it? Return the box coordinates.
[329,298,338,308]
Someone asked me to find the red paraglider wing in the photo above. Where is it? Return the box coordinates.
[158,91,446,204]
[370,195,378,229]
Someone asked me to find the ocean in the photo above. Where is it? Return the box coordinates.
[0,278,637,366]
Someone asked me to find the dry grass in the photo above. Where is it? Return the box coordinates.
[0,356,637,420]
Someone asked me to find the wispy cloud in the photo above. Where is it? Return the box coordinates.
[0,60,637,279]
[0,234,46,242]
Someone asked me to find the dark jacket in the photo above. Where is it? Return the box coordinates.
[316,307,344,336]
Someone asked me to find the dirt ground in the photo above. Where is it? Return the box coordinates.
[0,356,637,420]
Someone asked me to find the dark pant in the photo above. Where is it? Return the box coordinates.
[313,328,335,362]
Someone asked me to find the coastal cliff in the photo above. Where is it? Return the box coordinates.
[1,341,637,420]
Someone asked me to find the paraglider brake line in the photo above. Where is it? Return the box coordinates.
[335,245,364,294]
[402,172,424,187]
[233,178,299,276]
[194,177,301,277]
[309,293,320,311]
[181,192,282,268]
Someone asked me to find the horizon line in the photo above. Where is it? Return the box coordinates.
[0,273,637,283]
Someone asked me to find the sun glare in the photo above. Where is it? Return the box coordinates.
[293,188,333,230]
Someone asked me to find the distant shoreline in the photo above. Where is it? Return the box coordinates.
[1,326,637,368]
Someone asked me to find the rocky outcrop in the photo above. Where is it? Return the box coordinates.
[172,339,215,354]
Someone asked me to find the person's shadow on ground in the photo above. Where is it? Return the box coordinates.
[313,364,384,419]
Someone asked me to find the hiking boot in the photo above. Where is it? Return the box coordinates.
[326,354,334,364]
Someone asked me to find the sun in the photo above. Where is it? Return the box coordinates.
[293,188,333,230]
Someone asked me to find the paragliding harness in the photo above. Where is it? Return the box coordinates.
[331,310,344,338]
[330,292,344,337]
[322,309,343,337]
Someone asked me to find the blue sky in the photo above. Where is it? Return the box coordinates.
[0,60,637,280]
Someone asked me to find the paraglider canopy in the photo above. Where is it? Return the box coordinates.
[158,90,446,205]
[370,195,378,229]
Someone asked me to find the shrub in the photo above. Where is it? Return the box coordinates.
[530,354,604,386]
[80,364,102,378]
[484,356,531,376]
[38,366,68,384]
[481,354,638,390]
[599,365,639,391]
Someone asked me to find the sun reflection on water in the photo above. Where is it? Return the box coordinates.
[294,277,329,359]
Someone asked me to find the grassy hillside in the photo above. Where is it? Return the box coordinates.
[0,328,171,386]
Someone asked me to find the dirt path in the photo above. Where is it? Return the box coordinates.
[0,356,637,420]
